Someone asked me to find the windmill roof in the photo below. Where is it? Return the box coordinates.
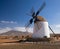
[37,16,46,21]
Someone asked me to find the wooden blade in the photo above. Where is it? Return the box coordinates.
[36,2,46,16]
[25,18,33,28]
[31,7,35,17]
[49,26,55,37]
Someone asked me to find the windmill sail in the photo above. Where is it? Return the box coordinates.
[36,2,46,16]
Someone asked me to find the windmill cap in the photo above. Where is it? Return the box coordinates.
[37,16,47,21]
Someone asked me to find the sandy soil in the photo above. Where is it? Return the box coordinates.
[0,39,19,43]
[0,42,60,49]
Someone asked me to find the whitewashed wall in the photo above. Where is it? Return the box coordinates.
[32,21,50,38]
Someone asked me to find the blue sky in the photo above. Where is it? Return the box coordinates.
[0,0,60,33]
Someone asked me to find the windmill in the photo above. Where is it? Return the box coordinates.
[25,2,55,38]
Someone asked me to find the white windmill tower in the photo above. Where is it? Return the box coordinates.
[25,2,54,38]
[32,16,50,38]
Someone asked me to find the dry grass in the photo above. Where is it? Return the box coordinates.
[0,35,60,49]
[0,42,60,49]
[0,39,19,43]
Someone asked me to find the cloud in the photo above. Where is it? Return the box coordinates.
[0,27,33,34]
[0,21,17,24]
[55,24,60,28]
[0,27,12,34]
[14,27,26,32]
[13,27,33,33]
[0,24,60,34]
[50,24,60,34]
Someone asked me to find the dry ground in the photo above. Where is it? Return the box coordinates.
[0,39,20,43]
[0,36,60,49]
[0,42,60,49]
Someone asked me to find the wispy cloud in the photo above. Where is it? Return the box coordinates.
[50,24,60,34]
[55,24,60,28]
[0,27,12,34]
[14,27,26,32]
[0,27,33,34]
[13,27,33,33]
[0,21,17,24]
[0,24,60,34]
